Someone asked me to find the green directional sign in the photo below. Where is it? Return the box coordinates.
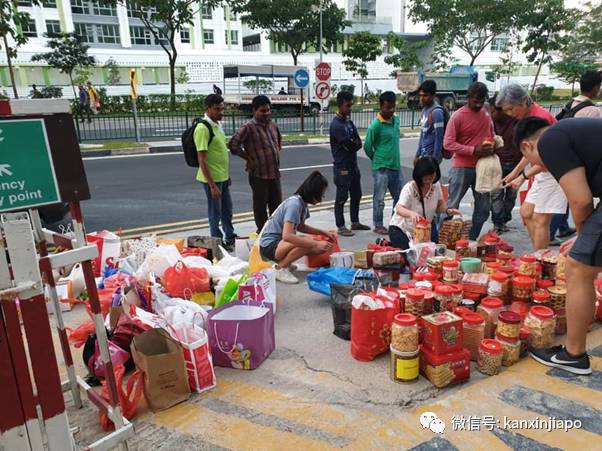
[0,119,60,212]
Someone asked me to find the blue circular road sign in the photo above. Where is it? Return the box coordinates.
[293,68,310,89]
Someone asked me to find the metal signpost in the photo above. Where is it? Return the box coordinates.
[294,68,310,132]
[0,102,133,451]
[314,62,331,135]
[130,69,141,143]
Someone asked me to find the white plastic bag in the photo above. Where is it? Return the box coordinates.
[134,244,181,281]
[475,154,502,193]
[183,256,213,269]
[152,284,209,329]
[63,263,85,298]
[235,237,255,261]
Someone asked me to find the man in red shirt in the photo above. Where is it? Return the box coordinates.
[444,82,495,240]
[496,84,566,250]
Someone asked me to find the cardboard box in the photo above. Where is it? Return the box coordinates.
[420,311,464,355]
[420,346,470,388]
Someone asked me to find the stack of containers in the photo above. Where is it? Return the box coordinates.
[495,311,522,366]
[390,313,420,383]
[419,311,470,388]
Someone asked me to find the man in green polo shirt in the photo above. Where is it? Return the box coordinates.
[194,94,236,249]
[364,91,402,235]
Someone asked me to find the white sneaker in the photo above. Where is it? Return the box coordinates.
[274,265,299,284]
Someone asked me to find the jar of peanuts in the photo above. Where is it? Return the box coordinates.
[391,313,419,353]
[495,332,521,366]
[536,279,554,291]
[478,339,503,376]
[519,326,532,357]
[509,300,529,322]
[448,284,463,309]
[486,262,502,276]
[434,285,455,312]
[532,290,551,306]
[496,253,513,267]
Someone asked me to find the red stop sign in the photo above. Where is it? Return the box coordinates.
[315,63,331,81]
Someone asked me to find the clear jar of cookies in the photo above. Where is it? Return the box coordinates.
[518,255,537,277]
[478,339,503,376]
[524,305,556,349]
[413,219,432,243]
[391,313,419,353]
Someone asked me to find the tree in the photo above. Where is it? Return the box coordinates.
[104,57,121,85]
[73,65,94,86]
[32,33,95,97]
[343,32,382,103]
[491,32,521,83]
[0,0,40,98]
[409,0,523,66]
[518,0,577,95]
[108,0,223,109]
[231,0,348,65]
[551,45,598,96]
[575,1,602,58]
[176,67,190,84]
[384,33,428,74]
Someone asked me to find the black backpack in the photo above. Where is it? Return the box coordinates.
[182,118,215,167]
[555,99,595,121]
[428,105,451,159]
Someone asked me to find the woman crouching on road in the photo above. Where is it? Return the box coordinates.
[259,171,336,284]
[389,157,461,250]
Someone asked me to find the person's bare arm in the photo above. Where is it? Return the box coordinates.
[282,222,331,251]
[558,167,594,232]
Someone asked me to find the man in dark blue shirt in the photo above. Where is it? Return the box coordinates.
[329,91,369,236]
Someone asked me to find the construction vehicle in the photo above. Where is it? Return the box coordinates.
[398,66,492,110]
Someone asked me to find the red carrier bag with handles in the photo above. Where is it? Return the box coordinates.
[350,290,399,361]
[305,232,341,268]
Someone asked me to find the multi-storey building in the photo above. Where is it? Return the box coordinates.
[0,0,581,97]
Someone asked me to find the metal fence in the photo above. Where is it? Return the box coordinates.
[74,104,566,142]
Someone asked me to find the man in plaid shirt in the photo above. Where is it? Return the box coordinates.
[229,95,283,233]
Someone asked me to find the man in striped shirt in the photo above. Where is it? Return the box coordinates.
[415,80,445,163]
[229,95,283,233]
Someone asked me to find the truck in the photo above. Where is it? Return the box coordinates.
[222,64,322,114]
[397,66,494,110]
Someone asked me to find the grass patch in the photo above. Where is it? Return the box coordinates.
[81,141,148,151]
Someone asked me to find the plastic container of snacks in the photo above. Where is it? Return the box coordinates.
[509,300,529,321]
[532,290,551,306]
[524,305,556,349]
[512,276,534,301]
[434,285,455,312]
[519,326,532,357]
[478,339,503,376]
[497,310,521,339]
[548,286,567,311]
[413,219,432,243]
[518,255,537,277]
[442,260,460,283]
[495,332,521,366]
[477,297,504,338]
[486,262,502,276]
[391,313,419,353]
[536,279,554,290]
[390,346,419,383]
[455,240,470,260]
[404,288,424,316]
[488,272,510,298]
[463,312,485,361]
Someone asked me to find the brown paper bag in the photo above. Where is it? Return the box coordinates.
[131,328,190,411]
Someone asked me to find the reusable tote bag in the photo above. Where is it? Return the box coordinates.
[207,300,275,370]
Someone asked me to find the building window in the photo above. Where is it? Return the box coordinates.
[16,0,33,6]
[92,2,116,16]
[203,29,214,44]
[74,22,120,44]
[491,35,510,52]
[202,5,212,19]
[70,0,86,14]
[46,19,61,35]
[225,30,238,45]
[42,0,57,7]
[180,28,190,44]
[223,7,236,21]
[130,25,152,45]
[22,19,37,37]
[468,32,486,52]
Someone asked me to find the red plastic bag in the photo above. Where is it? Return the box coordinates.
[162,262,210,298]
[181,247,209,258]
[84,287,116,319]
[99,365,144,431]
[350,292,398,361]
[66,320,96,348]
[305,233,341,268]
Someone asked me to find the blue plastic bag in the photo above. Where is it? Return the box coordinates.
[306,267,358,297]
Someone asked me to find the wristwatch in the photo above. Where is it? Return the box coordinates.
[521,169,528,179]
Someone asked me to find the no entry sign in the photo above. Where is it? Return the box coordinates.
[315,62,331,82]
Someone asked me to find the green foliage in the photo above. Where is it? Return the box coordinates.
[243,79,274,93]
[104,57,121,85]
[343,32,382,80]
[573,1,602,58]
[517,0,577,93]
[33,86,64,98]
[533,85,554,101]
[410,0,523,65]
[491,33,522,81]
[428,38,458,71]
[231,0,348,65]
[32,32,95,97]
[73,65,94,86]
[339,84,355,95]
[71,93,207,114]
[551,58,598,94]
[176,67,190,84]
[384,33,427,72]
